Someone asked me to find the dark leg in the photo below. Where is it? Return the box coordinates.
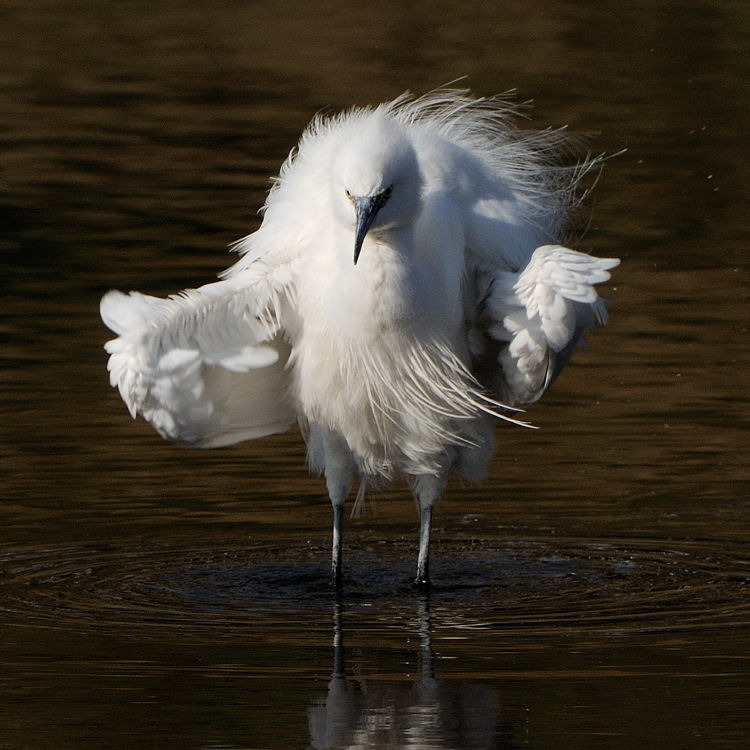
[413,465,451,588]
[322,429,355,590]
[415,503,432,589]
[331,500,344,589]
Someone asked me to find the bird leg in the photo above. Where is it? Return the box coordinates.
[322,429,356,589]
[415,503,432,589]
[413,468,450,589]
[331,500,344,589]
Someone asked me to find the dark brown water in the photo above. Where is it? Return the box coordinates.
[2,1,748,748]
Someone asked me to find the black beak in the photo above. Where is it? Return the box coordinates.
[352,190,389,265]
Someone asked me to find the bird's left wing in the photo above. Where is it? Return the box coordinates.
[476,244,619,406]
[101,260,297,448]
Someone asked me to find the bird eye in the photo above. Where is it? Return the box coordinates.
[345,189,352,200]
[383,186,393,198]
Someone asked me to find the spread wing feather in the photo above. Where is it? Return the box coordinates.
[101,262,297,448]
[477,244,619,406]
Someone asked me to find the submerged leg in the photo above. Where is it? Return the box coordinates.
[412,467,451,589]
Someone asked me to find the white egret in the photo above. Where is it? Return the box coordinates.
[100,89,618,589]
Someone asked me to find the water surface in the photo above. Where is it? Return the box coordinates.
[1,1,748,748]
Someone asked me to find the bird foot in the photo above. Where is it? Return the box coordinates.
[414,574,431,592]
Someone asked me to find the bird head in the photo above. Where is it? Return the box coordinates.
[333,109,423,264]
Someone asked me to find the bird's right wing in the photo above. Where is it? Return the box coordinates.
[476,244,619,406]
[101,259,297,448]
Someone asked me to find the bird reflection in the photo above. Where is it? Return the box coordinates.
[308,597,517,749]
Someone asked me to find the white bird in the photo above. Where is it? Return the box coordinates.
[100,89,618,589]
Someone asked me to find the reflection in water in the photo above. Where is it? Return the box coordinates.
[309,598,515,750]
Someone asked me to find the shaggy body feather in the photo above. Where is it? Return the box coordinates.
[100,89,619,587]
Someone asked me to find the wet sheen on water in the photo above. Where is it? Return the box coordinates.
[2,1,749,748]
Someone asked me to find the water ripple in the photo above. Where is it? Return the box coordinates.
[0,537,747,638]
